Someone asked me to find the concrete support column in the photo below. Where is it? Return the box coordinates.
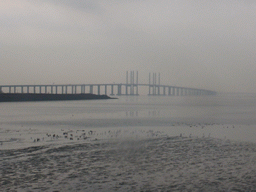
[98,85,100,95]
[117,85,122,95]
[130,85,134,95]
[45,86,47,94]
[90,85,93,94]
[163,86,166,95]
[105,85,107,95]
[55,86,58,94]
[125,85,128,95]
[172,87,175,96]
[136,71,139,95]
[130,71,133,95]
[9,87,11,93]
[110,85,114,95]
[34,86,36,94]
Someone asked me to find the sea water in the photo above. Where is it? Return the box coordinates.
[0,94,256,191]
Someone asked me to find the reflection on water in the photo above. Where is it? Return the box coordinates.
[126,111,139,117]
[125,110,161,117]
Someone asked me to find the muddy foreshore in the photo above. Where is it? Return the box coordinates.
[1,136,256,192]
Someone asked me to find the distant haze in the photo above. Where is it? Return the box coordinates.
[1,0,256,93]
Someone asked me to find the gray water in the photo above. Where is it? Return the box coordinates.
[1,94,256,191]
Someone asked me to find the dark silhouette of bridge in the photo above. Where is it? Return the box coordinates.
[0,71,216,96]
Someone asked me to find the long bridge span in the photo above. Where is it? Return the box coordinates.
[0,83,216,96]
[0,71,217,96]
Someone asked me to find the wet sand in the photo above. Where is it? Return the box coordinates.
[1,128,256,192]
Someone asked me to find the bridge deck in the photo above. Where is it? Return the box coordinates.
[0,83,216,96]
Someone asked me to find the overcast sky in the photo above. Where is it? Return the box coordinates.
[1,0,256,93]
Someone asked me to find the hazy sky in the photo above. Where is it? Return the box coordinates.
[1,0,256,93]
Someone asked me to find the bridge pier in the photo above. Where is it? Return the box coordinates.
[177,88,180,96]
[105,85,107,95]
[125,85,128,95]
[163,86,166,96]
[168,87,171,96]
[89,85,93,94]
[117,84,121,95]
[98,85,100,95]
[110,85,114,96]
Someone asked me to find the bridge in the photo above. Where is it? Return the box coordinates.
[0,71,216,96]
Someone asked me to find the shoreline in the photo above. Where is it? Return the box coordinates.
[0,93,116,102]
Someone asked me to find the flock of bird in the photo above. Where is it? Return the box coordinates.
[0,122,239,146]
[30,128,168,144]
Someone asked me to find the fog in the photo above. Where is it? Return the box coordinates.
[1,0,256,93]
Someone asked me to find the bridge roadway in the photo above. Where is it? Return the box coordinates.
[0,83,216,96]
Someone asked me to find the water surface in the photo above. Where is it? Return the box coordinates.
[1,94,256,191]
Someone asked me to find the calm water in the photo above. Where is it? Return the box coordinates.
[1,94,256,191]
